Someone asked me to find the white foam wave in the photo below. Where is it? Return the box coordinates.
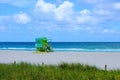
[54,48,85,51]
[54,48,120,52]
[1,47,120,52]
[0,47,35,50]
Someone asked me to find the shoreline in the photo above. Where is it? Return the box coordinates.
[0,50,120,70]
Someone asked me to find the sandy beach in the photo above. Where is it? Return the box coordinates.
[0,50,120,70]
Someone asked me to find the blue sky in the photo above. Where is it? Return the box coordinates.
[0,0,120,42]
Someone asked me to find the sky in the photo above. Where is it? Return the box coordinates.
[0,0,120,42]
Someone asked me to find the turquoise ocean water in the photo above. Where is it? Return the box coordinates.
[0,42,120,52]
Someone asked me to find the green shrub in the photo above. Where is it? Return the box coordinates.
[0,62,120,80]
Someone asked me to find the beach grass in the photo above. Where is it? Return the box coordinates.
[0,63,120,80]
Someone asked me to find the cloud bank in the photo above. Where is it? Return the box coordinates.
[0,0,120,41]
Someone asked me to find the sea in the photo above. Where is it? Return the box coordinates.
[0,42,120,52]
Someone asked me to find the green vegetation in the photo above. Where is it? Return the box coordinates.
[0,63,120,80]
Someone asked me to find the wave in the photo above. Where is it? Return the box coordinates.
[54,48,85,51]
[54,48,120,52]
[93,49,120,52]
[1,47,120,52]
[0,47,35,51]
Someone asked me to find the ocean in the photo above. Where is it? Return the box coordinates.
[0,42,120,52]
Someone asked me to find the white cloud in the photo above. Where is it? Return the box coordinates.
[33,0,102,31]
[80,9,91,15]
[91,3,120,23]
[93,2,120,14]
[0,13,31,24]
[35,0,95,24]
[34,0,56,13]
[102,29,116,34]
[77,9,98,24]
[1,0,119,34]
[54,1,74,21]
[93,9,112,16]
[113,2,120,10]
[13,12,31,24]
[34,0,74,21]
[77,9,91,23]
[77,16,90,23]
